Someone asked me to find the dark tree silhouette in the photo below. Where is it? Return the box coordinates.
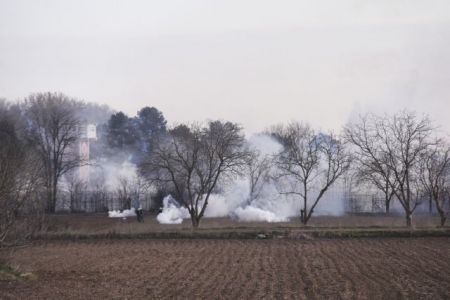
[140,121,250,228]
[135,106,167,159]
[271,122,351,225]
[346,111,434,227]
[24,92,84,213]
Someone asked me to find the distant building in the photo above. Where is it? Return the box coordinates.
[78,124,97,182]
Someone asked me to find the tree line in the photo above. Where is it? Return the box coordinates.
[1,92,450,241]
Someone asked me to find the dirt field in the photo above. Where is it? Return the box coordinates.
[1,237,450,299]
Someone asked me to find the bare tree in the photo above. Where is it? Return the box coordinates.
[0,115,43,246]
[89,174,108,212]
[116,177,132,210]
[418,141,450,227]
[114,173,149,211]
[245,147,274,205]
[378,112,435,227]
[271,122,351,225]
[24,92,84,213]
[344,114,398,213]
[348,111,434,227]
[65,172,88,212]
[140,121,250,228]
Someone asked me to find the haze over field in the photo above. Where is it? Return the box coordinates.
[1,0,450,133]
[2,3,450,299]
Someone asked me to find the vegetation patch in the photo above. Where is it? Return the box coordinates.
[33,227,450,241]
[0,263,36,281]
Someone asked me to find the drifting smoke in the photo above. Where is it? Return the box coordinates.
[91,158,152,216]
[101,160,139,191]
[156,134,346,224]
[234,207,288,223]
[157,196,189,224]
[108,209,136,218]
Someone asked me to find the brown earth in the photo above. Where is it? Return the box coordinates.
[1,237,450,299]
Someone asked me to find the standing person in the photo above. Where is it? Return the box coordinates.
[136,207,144,222]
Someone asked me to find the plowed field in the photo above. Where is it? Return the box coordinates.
[1,238,450,299]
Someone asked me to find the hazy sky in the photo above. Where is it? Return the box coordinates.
[1,0,450,133]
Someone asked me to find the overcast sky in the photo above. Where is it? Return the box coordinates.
[1,0,449,133]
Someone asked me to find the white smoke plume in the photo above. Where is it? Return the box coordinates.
[157,195,189,224]
[108,209,136,218]
[90,158,153,213]
[101,160,140,191]
[156,133,346,224]
[233,206,288,223]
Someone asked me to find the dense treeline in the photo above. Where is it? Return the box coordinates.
[0,92,169,243]
[1,92,449,241]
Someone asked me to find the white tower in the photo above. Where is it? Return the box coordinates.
[78,124,97,183]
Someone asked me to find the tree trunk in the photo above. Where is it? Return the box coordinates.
[301,193,307,225]
[46,179,57,213]
[406,213,412,228]
[385,199,390,214]
[434,198,447,227]
[49,171,58,213]
[191,216,200,229]
[303,213,310,225]
[46,189,52,213]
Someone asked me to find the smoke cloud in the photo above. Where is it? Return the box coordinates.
[156,134,346,224]
[157,196,189,224]
[108,209,136,218]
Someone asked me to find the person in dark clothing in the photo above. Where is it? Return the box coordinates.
[131,197,144,222]
[136,207,144,222]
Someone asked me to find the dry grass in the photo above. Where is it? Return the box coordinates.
[36,213,449,240]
